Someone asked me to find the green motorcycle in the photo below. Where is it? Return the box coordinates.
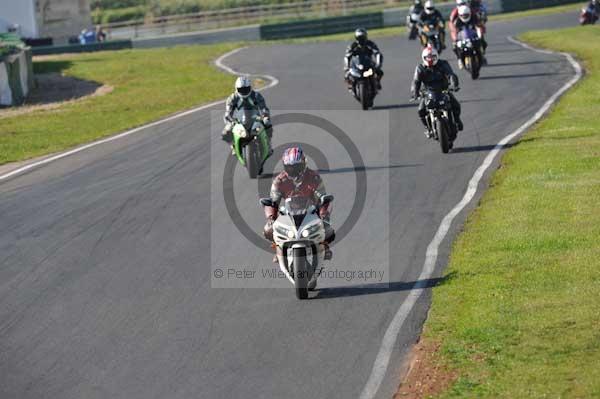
[231,107,271,179]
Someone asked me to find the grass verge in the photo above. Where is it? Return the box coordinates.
[408,26,600,398]
[0,43,240,165]
[489,3,586,22]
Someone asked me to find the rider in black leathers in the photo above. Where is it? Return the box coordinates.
[418,0,447,50]
[411,46,463,137]
[407,0,425,40]
[344,28,384,90]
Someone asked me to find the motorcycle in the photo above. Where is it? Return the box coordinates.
[406,11,421,40]
[420,89,459,154]
[419,22,444,53]
[456,27,482,80]
[231,106,271,179]
[580,6,598,25]
[260,195,334,300]
[348,53,379,110]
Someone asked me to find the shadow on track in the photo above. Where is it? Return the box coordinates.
[371,103,418,110]
[259,164,422,179]
[479,72,563,80]
[312,272,457,299]
[486,60,561,68]
[451,142,518,153]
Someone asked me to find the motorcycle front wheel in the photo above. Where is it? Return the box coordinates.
[471,55,480,80]
[293,247,309,299]
[244,140,259,179]
[358,80,370,110]
[437,118,451,154]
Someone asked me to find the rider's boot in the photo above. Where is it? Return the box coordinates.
[272,244,282,264]
[420,116,433,138]
[455,115,464,131]
[323,243,333,261]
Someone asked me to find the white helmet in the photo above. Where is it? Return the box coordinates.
[422,45,439,67]
[235,76,252,98]
[456,0,468,5]
[458,5,472,22]
[425,0,435,14]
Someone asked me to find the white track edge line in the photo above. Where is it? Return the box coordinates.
[359,36,583,399]
[0,46,279,183]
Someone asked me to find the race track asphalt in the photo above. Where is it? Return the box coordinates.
[0,12,579,399]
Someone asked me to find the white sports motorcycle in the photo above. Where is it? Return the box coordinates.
[260,195,334,300]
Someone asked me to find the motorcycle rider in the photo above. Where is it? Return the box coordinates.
[449,0,470,26]
[344,28,384,90]
[470,0,488,24]
[407,0,425,40]
[411,45,463,139]
[585,0,600,19]
[450,5,487,69]
[222,76,273,149]
[418,0,447,50]
[263,146,335,262]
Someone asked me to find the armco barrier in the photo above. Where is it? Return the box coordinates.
[501,0,582,12]
[0,49,34,107]
[31,40,132,56]
[260,13,384,40]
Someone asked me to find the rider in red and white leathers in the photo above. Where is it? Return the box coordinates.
[263,147,335,260]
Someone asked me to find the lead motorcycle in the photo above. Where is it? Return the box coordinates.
[419,89,459,154]
[231,106,271,179]
[456,27,482,80]
[260,195,334,300]
[347,53,379,110]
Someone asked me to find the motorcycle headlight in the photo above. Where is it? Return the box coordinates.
[301,230,310,238]
[287,230,295,239]
[363,69,374,77]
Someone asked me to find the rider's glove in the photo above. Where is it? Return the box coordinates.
[262,116,271,126]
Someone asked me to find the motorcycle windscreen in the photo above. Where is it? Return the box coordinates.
[350,53,375,72]
[233,105,259,131]
[425,90,447,109]
[457,27,477,42]
[283,197,312,228]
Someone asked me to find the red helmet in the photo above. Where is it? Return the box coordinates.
[422,45,439,67]
[282,146,306,178]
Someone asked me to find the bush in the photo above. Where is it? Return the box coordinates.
[93,6,147,24]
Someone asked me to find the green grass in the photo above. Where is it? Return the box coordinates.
[420,26,600,398]
[0,43,240,165]
[490,2,586,22]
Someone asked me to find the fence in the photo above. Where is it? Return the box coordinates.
[102,0,410,39]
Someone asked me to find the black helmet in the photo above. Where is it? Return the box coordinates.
[414,0,422,4]
[355,28,367,45]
